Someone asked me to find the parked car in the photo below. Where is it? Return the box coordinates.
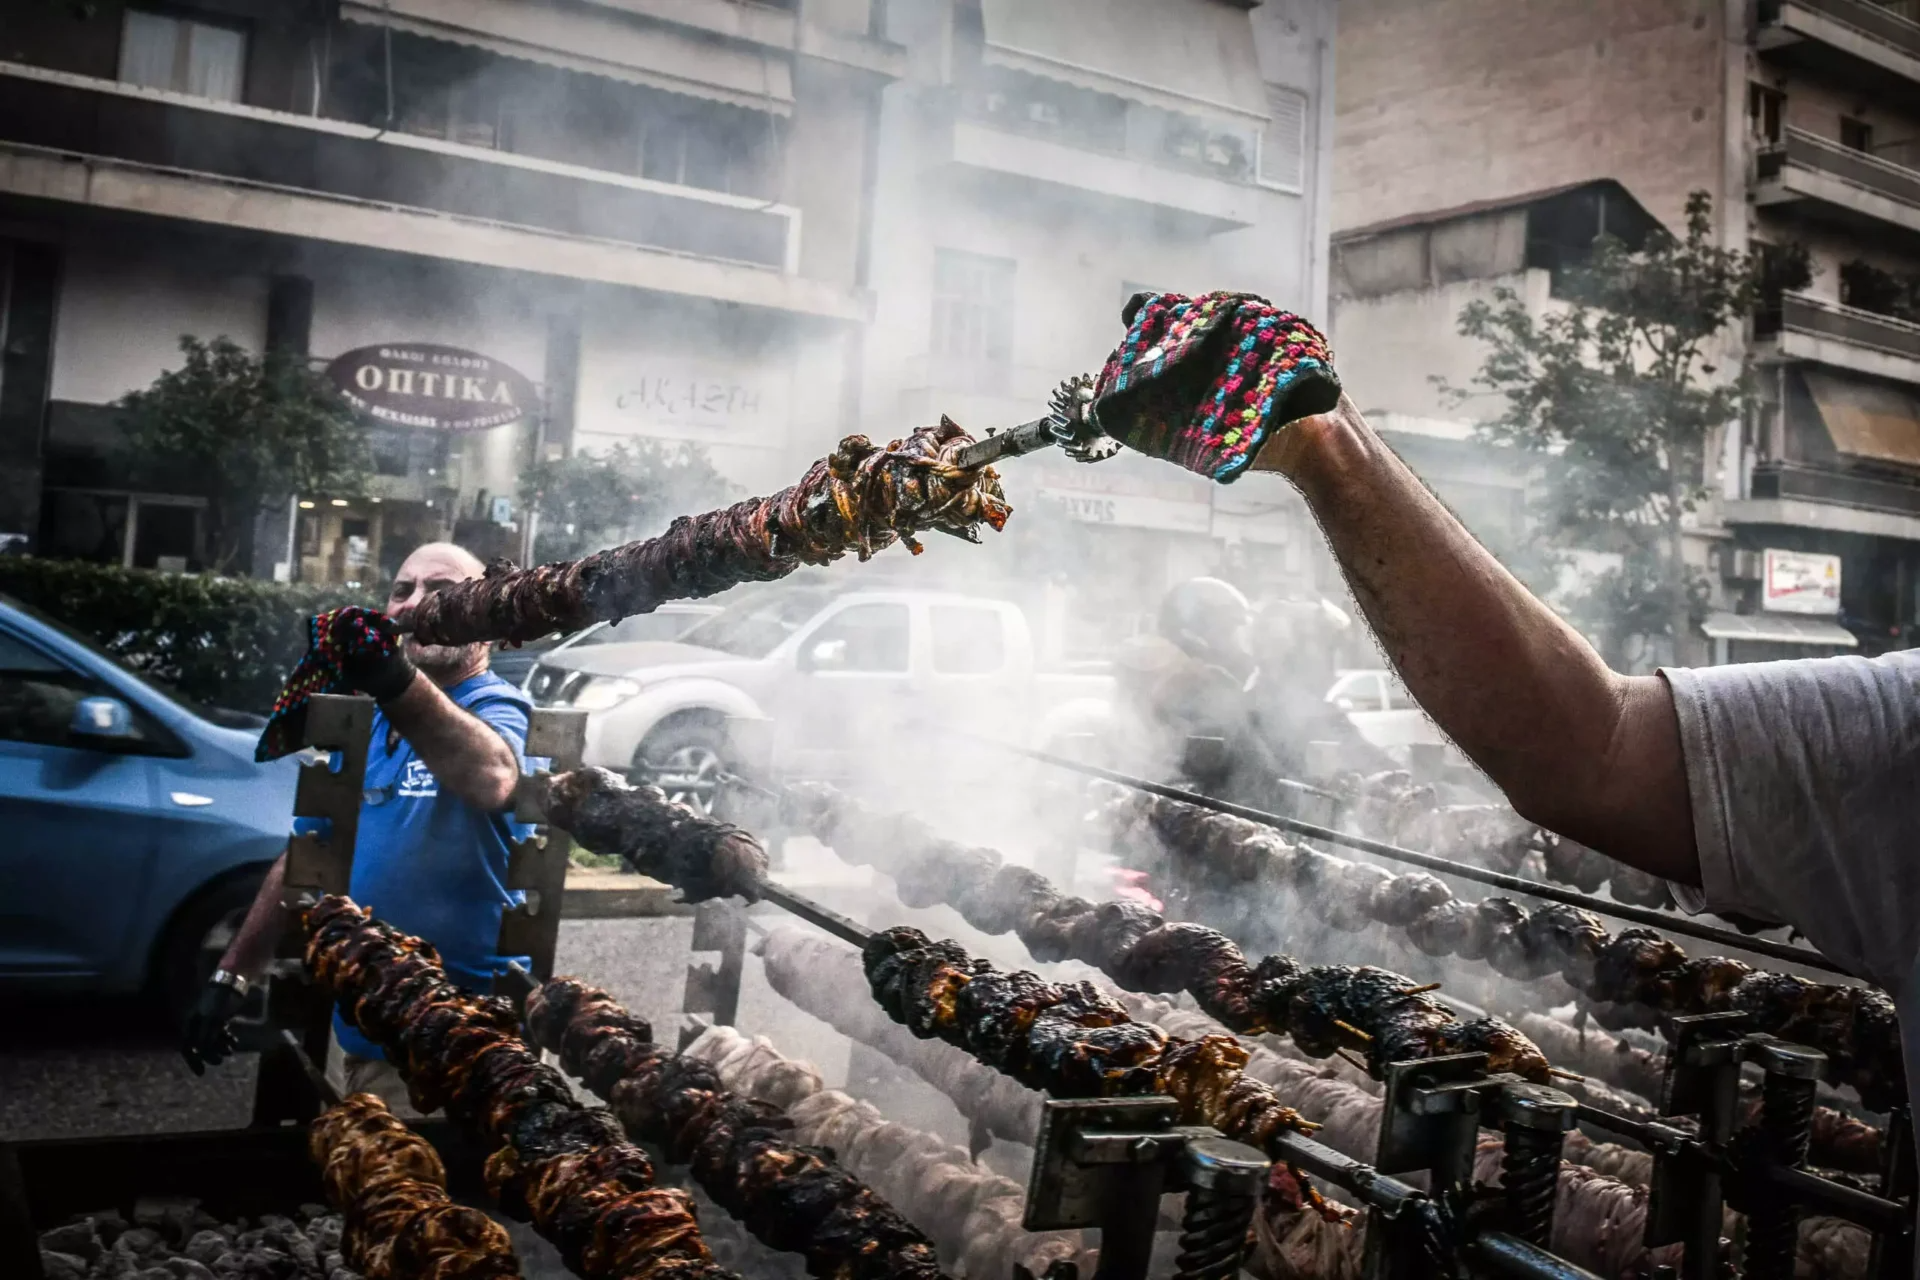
[526,583,1112,812]
[0,596,299,1021]
[490,602,723,687]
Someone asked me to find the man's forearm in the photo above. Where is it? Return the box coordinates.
[381,674,520,810]
[217,850,290,980]
[1255,397,1700,884]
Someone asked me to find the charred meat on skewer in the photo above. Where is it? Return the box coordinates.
[524,977,950,1280]
[303,896,740,1280]
[780,783,1547,1082]
[409,423,1010,647]
[310,1092,521,1280]
[537,769,768,904]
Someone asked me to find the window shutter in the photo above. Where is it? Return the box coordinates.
[1260,85,1308,191]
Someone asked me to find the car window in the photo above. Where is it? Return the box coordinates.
[803,603,909,673]
[1384,676,1420,711]
[681,588,834,657]
[931,606,1006,674]
[0,630,171,752]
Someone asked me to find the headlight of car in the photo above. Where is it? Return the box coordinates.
[570,676,642,711]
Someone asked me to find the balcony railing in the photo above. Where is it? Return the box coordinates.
[0,60,800,273]
[1751,459,1920,515]
[1760,125,1920,210]
[1760,0,1920,62]
[1759,291,1920,364]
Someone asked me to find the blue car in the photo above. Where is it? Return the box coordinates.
[0,595,299,1022]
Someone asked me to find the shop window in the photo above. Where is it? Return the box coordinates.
[931,249,1015,392]
[130,501,200,572]
[1258,86,1308,190]
[371,429,414,478]
[118,9,246,102]
[37,491,130,565]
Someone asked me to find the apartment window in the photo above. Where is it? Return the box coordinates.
[118,9,246,102]
[1748,84,1784,145]
[1258,86,1308,191]
[1841,115,1875,153]
[641,103,781,199]
[931,249,1015,378]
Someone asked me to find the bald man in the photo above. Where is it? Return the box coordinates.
[181,543,531,1111]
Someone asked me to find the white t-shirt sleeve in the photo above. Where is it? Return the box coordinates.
[1661,651,1920,992]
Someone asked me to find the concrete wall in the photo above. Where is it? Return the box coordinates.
[1334,0,1727,234]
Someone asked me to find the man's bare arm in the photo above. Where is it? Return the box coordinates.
[381,674,521,811]
[215,849,290,980]
[1255,396,1701,886]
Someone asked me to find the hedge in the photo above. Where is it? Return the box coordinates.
[0,557,366,714]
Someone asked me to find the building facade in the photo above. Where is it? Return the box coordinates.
[860,0,1340,658]
[1335,0,1920,662]
[0,0,900,583]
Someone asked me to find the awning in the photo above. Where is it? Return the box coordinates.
[979,0,1268,124]
[341,0,793,115]
[1803,370,1920,468]
[1700,611,1859,647]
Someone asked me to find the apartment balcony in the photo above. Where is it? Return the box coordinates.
[1757,291,1920,384]
[1729,462,1920,540]
[1755,126,1920,243]
[0,60,869,322]
[1757,0,1920,109]
[926,107,1265,231]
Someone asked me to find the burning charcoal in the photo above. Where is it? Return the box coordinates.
[409,423,1011,646]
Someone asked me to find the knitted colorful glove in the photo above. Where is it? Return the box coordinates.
[255,606,413,762]
[1091,291,1341,482]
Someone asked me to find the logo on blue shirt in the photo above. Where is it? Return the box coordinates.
[397,758,439,799]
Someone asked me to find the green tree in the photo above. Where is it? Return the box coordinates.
[520,439,735,563]
[117,336,372,573]
[1448,192,1809,666]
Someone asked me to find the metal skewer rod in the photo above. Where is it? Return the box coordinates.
[965,735,1856,978]
[757,880,876,950]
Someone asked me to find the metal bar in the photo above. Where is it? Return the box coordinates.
[1473,1230,1609,1280]
[979,737,1853,976]
[952,414,1058,470]
[1762,1162,1912,1231]
[757,880,875,949]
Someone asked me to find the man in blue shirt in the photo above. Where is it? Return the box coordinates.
[180,542,532,1112]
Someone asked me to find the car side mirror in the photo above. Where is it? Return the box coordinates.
[69,695,139,748]
[1334,697,1356,712]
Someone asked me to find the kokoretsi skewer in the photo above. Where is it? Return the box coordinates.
[1101,789,1901,1109]
[303,896,741,1280]
[778,783,1550,1082]
[523,976,950,1280]
[408,421,1010,646]
[310,1092,522,1279]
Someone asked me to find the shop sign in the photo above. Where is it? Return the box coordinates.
[326,344,537,432]
[1033,462,1212,534]
[590,363,783,449]
[1763,548,1841,616]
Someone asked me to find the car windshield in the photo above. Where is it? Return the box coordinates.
[0,593,263,729]
[582,611,713,646]
[678,587,835,658]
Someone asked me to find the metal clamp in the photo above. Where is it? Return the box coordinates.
[1024,1097,1267,1280]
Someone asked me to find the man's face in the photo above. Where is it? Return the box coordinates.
[387,546,488,681]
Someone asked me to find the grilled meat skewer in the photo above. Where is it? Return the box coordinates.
[310,1092,522,1280]
[537,769,767,904]
[524,977,949,1280]
[409,423,1009,646]
[1105,790,1901,1108]
[779,783,1548,1082]
[304,896,741,1280]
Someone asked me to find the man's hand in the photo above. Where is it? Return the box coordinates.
[329,608,417,702]
[180,972,251,1075]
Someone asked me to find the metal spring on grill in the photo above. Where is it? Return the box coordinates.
[1745,1071,1818,1280]
[1500,1126,1561,1246]
[1173,1184,1256,1280]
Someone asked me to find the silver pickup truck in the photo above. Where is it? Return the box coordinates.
[525,582,1113,812]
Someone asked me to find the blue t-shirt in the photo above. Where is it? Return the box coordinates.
[322,672,535,1060]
